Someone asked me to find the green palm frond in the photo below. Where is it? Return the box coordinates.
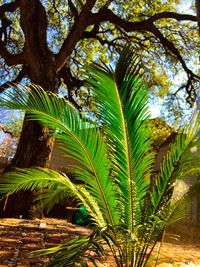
[85,45,154,229]
[151,112,199,214]
[162,180,200,226]
[0,167,68,195]
[34,185,73,213]
[0,168,106,228]
[0,85,119,226]
[176,138,200,179]
[33,232,105,267]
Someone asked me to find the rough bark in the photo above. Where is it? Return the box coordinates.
[10,0,57,169]
[1,0,59,217]
[9,0,97,169]
[11,121,54,168]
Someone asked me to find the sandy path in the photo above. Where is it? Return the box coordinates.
[0,218,200,267]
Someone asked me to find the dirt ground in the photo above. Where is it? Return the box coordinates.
[0,218,200,267]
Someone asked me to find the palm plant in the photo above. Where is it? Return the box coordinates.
[0,46,199,267]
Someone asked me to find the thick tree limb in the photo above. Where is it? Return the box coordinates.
[93,8,151,32]
[68,0,78,18]
[0,0,19,15]
[0,15,12,45]
[19,0,49,56]
[0,42,25,66]
[56,0,97,71]
[93,8,197,34]
[82,30,124,47]
[18,0,57,91]
[146,12,197,23]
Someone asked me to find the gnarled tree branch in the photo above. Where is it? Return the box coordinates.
[56,0,97,71]
[19,0,49,56]
[0,43,25,66]
[68,0,78,18]
[149,25,195,77]
[86,7,200,103]
[0,0,19,15]
[146,11,196,23]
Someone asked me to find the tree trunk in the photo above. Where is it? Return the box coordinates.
[3,67,58,218]
[4,93,56,218]
[0,0,60,218]
[4,104,57,218]
[11,120,54,168]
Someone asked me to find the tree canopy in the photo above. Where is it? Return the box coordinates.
[0,0,199,105]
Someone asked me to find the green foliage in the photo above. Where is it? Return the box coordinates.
[0,111,23,138]
[0,46,199,267]
[0,110,24,158]
[0,0,199,110]
[145,118,174,148]
[32,231,105,267]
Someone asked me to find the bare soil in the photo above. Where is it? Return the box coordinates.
[0,218,200,267]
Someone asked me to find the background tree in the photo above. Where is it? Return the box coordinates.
[0,0,199,169]
[0,110,23,159]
